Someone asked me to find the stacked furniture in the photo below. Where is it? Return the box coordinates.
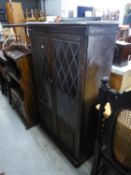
[2,44,37,128]
[28,21,118,165]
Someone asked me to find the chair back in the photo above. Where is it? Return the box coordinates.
[97,77,131,171]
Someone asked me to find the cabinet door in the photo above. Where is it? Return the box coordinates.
[51,34,85,158]
[30,31,57,135]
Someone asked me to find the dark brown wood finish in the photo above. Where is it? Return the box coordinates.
[91,77,131,175]
[113,41,131,67]
[28,22,118,166]
[3,45,38,127]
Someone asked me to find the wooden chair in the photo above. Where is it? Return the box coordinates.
[91,77,131,175]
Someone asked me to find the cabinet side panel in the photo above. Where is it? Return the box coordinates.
[81,25,117,153]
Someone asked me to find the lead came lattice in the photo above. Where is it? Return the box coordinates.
[54,39,80,100]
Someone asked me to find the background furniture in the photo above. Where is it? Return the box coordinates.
[0,8,7,23]
[91,77,131,175]
[110,62,131,91]
[113,41,131,67]
[6,2,27,44]
[77,6,94,17]
[25,9,46,22]
[116,25,129,41]
[28,22,118,166]
[3,44,37,128]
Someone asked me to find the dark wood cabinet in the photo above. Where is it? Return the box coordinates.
[28,22,118,166]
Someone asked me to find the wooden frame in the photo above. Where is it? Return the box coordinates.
[91,77,131,175]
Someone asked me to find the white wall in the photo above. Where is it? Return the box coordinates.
[92,0,123,8]
[45,0,61,16]
[45,0,76,17]
[45,0,127,22]
[61,0,76,17]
